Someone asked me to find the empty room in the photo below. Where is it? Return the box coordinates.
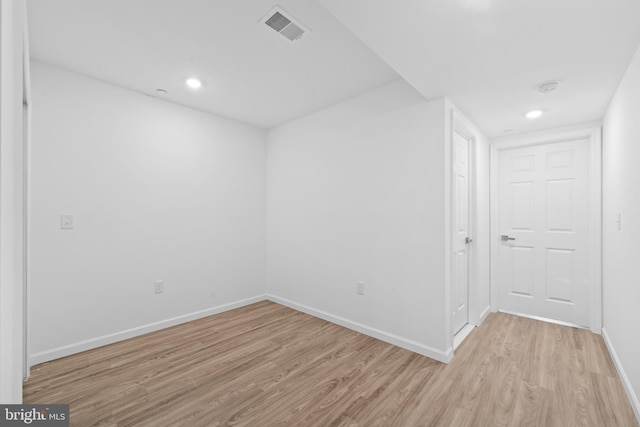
[1,0,640,425]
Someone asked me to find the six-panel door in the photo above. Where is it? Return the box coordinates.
[497,138,590,326]
[452,130,470,334]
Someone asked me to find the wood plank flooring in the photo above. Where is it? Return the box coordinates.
[23,301,639,426]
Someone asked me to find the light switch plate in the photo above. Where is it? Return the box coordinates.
[60,214,74,230]
[154,280,164,294]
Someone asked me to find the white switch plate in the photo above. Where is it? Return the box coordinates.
[356,281,365,295]
[154,280,164,294]
[60,214,74,230]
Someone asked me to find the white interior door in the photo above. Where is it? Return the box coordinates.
[497,138,590,326]
[452,130,470,335]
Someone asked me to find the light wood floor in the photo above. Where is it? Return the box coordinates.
[24,301,638,426]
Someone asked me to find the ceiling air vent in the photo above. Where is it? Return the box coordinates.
[261,6,310,42]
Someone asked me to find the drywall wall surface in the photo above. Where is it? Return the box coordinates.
[602,43,640,419]
[469,121,491,326]
[29,62,267,361]
[267,80,450,360]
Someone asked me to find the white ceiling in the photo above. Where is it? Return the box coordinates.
[319,0,640,137]
[28,0,640,136]
[26,0,400,129]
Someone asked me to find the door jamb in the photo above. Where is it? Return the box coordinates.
[22,16,32,380]
[489,126,602,333]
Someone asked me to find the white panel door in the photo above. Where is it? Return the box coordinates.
[497,139,590,326]
[452,130,470,334]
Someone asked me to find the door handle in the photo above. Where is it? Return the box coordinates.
[501,235,515,242]
[465,237,473,244]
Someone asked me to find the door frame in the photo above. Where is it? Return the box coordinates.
[22,27,32,380]
[490,126,602,333]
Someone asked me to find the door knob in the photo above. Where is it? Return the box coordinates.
[501,235,515,242]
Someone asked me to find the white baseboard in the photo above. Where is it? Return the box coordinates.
[453,324,475,350]
[30,293,454,367]
[267,294,452,364]
[478,305,492,324]
[602,327,640,423]
[29,294,268,366]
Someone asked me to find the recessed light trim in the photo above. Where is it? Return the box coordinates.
[525,110,543,119]
[186,78,202,89]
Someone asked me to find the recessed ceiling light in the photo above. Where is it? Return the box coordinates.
[186,78,202,89]
[503,129,514,133]
[155,89,168,94]
[525,110,543,119]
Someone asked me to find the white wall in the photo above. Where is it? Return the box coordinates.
[29,62,267,364]
[267,79,457,361]
[0,0,27,403]
[602,43,640,419]
[28,64,491,369]
[471,124,491,327]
